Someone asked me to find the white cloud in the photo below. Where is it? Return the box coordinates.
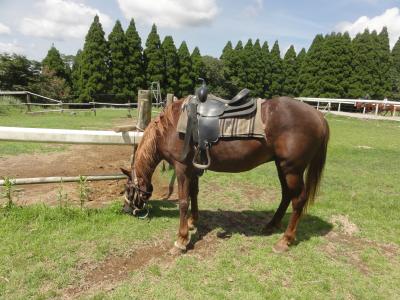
[0,41,24,54]
[0,22,11,35]
[19,0,112,40]
[117,0,219,28]
[244,0,264,17]
[336,7,400,47]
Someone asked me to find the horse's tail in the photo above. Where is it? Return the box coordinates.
[304,117,330,210]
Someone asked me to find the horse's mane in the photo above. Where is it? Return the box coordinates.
[134,100,183,178]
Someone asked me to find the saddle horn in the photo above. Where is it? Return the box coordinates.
[196,78,208,103]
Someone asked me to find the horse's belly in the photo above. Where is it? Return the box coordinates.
[208,138,273,172]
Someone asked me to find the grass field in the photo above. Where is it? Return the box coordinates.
[0,110,399,299]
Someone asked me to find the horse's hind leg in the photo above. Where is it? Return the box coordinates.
[273,172,307,253]
[263,161,291,234]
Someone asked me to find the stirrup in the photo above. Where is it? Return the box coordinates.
[192,146,211,170]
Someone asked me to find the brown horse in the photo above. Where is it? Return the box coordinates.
[121,97,330,254]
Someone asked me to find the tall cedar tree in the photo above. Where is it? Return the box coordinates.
[261,41,271,98]
[161,36,179,95]
[144,24,164,94]
[282,45,297,97]
[318,33,352,98]
[126,19,145,99]
[252,39,265,97]
[391,37,400,98]
[79,15,109,102]
[294,48,306,96]
[375,27,392,98]
[71,49,83,98]
[349,30,376,98]
[191,47,205,89]
[42,45,67,80]
[229,41,245,95]
[269,41,283,97]
[108,20,130,101]
[298,34,325,97]
[178,41,193,97]
[220,41,236,97]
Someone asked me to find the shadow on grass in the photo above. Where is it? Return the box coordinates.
[148,200,333,244]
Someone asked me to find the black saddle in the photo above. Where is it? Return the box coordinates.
[181,84,257,170]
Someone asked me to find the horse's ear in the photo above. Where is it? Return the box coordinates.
[120,168,132,180]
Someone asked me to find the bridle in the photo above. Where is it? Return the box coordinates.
[124,170,152,219]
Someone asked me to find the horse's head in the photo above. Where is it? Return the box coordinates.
[121,168,153,215]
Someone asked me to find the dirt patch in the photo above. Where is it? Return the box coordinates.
[330,214,359,236]
[0,145,175,207]
[322,216,398,275]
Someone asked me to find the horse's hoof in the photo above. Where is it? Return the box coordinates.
[169,241,187,256]
[272,239,290,253]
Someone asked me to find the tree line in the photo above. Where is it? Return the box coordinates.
[1,15,400,102]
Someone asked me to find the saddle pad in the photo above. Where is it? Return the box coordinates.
[177,97,266,138]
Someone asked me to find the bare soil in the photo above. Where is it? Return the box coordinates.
[0,145,174,207]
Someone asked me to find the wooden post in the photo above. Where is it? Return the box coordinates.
[137,90,152,130]
[166,93,174,107]
[338,103,341,112]
[127,100,132,118]
[393,106,397,117]
[317,101,320,110]
[375,103,379,115]
[328,101,331,112]
[26,93,31,112]
[363,107,366,114]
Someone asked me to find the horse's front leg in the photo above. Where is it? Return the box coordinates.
[187,175,199,230]
[170,163,192,254]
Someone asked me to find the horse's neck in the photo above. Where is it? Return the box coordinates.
[134,130,162,183]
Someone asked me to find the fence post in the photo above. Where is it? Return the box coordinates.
[26,93,31,112]
[137,90,152,130]
[393,106,397,117]
[338,103,341,112]
[375,103,379,116]
[166,93,174,107]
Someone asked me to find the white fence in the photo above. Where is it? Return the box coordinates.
[0,127,143,145]
[295,97,400,116]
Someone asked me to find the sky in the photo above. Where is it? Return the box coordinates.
[1,0,400,61]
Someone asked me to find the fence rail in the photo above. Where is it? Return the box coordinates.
[295,97,400,116]
[0,126,143,145]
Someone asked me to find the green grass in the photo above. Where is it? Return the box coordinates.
[1,113,400,299]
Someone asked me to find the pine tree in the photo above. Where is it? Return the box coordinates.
[108,20,130,101]
[282,45,297,97]
[261,41,271,98]
[298,34,325,97]
[126,18,145,99]
[390,37,400,99]
[177,41,193,97]
[269,41,283,97]
[374,27,392,98]
[252,39,265,97]
[161,36,179,95]
[230,41,245,94]
[294,48,306,96]
[71,49,83,99]
[242,39,255,92]
[191,47,205,88]
[42,45,67,80]
[143,24,164,93]
[220,41,236,97]
[79,15,109,102]
[318,33,352,98]
[348,30,375,98]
